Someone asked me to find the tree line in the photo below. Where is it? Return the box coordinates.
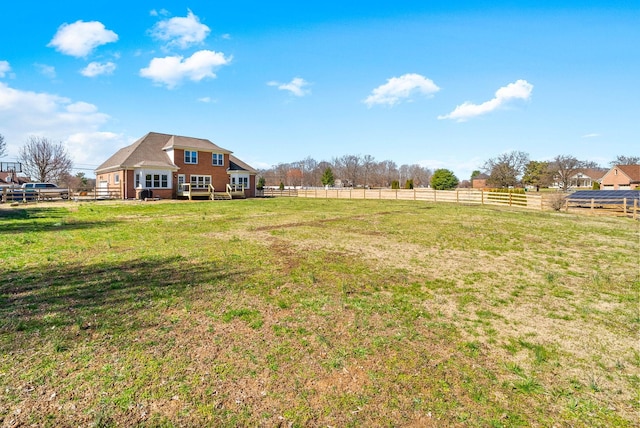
[260,151,639,190]
[478,152,640,191]
[259,155,434,189]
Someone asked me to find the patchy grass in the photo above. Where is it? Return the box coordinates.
[0,198,638,426]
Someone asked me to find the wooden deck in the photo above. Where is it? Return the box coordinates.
[177,184,247,201]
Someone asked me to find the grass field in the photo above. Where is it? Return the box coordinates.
[0,198,638,427]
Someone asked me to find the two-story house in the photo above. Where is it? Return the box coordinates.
[95,132,257,200]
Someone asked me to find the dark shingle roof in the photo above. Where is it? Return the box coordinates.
[95,132,233,173]
[228,155,257,174]
[616,165,640,182]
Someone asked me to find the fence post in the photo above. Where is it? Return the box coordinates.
[481,190,484,205]
[456,190,459,204]
[591,198,595,214]
[509,192,512,206]
[414,187,416,201]
[634,199,638,220]
[623,198,627,215]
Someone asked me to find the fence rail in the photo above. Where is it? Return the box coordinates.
[1,187,121,203]
[261,187,638,218]
[264,187,545,209]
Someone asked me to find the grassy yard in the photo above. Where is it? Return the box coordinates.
[0,198,638,427]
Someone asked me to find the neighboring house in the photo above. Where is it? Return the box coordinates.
[0,171,29,186]
[600,165,640,190]
[550,168,607,190]
[569,168,606,189]
[472,173,489,189]
[95,132,257,200]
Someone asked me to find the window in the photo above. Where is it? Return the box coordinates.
[114,173,120,184]
[185,150,198,164]
[135,174,140,188]
[144,174,169,188]
[190,175,211,189]
[212,153,224,166]
[230,175,249,189]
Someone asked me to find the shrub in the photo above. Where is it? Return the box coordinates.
[405,179,414,189]
[391,180,400,189]
[430,169,459,190]
[547,192,566,211]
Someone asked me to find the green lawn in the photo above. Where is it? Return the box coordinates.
[0,198,638,427]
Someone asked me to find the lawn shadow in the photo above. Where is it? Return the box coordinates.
[0,207,119,234]
[0,255,247,342]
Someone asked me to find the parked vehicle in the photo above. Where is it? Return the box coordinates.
[1,182,69,202]
[22,182,70,199]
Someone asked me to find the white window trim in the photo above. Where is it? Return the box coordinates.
[134,169,172,189]
[185,150,198,164]
[212,153,224,166]
[190,175,211,189]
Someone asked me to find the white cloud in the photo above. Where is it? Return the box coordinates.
[48,20,118,58]
[364,73,440,107]
[65,131,128,166]
[581,133,601,138]
[35,64,57,79]
[140,50,231,89]
[197,97,216,103]
[0,82,110,161]
[438,79,533,122]
[150,9,210,50]
[0,60,10,77]
[150,9,170,17]
[81,61,116,77]
[267,77,311,97]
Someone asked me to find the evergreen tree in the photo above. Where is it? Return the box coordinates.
[321,167,335,186]
[430,169,459,190]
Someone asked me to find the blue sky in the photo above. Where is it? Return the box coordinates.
[0,1,637,180]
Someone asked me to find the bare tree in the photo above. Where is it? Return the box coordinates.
[610,155,640,166]
[550,155,583,191]
[408,164,432,187]
[0,134,6,158]
[361,154,376,188]
[482,151,530,188]
[300,157,318,187]
[19,136,73,183]
[333,154,362,187]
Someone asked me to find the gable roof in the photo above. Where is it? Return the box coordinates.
[95,132,232,174]
[228,155,257,174]
[602,164,640,185]
[162,134,231,153]
[576,168,607,180]
[616,164,640,182]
